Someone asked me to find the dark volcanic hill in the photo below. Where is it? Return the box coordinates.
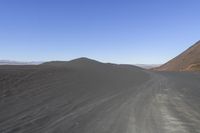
[41,57,104,68]
[155,40,200,71]
[0,57,149,133]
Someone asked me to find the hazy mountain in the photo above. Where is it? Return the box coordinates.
[135,64,161,69]
[0,60,42,65]
[155,40,200,71]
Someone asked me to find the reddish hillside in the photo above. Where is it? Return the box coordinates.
[156,40,200,71]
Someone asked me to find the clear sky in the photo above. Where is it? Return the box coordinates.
[0,0,200,64]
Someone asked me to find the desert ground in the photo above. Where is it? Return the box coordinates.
[0,58,200,133]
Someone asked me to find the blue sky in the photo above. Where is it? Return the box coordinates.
[0,0,199,64]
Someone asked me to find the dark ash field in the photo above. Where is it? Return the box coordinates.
[0,58,200,133]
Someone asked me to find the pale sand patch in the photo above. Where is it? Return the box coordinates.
[156,94,188,133]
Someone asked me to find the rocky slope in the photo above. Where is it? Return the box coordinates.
[155,40,200,71]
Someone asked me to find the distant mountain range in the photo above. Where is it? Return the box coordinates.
[155,40,200,71]
[135,64,161,69]
[0,60,42,65]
